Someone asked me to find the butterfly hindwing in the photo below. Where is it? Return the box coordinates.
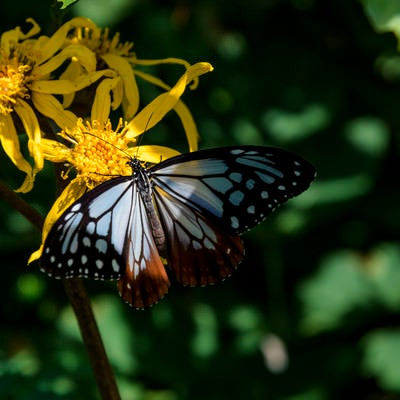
[153,186,244,286]
[118,184,169,308]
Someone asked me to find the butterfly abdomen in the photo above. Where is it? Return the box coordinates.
[131,159,168,257]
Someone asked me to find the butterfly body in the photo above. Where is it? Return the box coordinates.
[40,146,316,308]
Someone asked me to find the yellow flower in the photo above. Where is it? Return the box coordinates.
[67,20,202,152]
[29,61,213,263]
[0,17,111,192]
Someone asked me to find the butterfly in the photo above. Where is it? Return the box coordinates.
[40,146,316,308]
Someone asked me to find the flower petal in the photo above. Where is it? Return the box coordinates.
[40,139,72,163]
[31,92,78,130]
[36,17,98,64]
[91,77,121,125]
[125,145,181,163]
[59,61,82,108]
[134,57,206,89]
[0,113,34,192]
[13,98,43,173]
[1,18,40,55]
[123,62,213,139]
[133,69,198,150]
[173,100,199,152]
[30,70,115,94]
[101,53,140,119]
[28,176,87,263]
[33,44,96,78]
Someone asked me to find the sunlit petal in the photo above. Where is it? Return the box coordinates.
[31,92,78,130]
[40,138,73,162]
[0,113,33,192]
[91,77,121,125]
[36,17,98,64]
[123,62,213,139]
[59,61,82,107]
[101,53,139,119]
[125,145,181,163]
[13,98,43,172]
[30,70,115,94]
[33,44,96,78]
[174,100,199,152]
[28,176,88,263]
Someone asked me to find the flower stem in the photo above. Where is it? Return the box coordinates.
[0,179,121,400]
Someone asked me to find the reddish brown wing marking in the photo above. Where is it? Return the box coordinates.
[117,186,170,308]
[153,187,245,286]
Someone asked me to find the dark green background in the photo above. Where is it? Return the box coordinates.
[1,1,400,399]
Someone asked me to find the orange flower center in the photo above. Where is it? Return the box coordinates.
[66,119,135,186]
[0,55,31,115]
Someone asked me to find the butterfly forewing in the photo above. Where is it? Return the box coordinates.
[150,146,316,234]
[40,176,170,308]
[40,177,133,281]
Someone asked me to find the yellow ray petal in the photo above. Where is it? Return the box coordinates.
[91,77,121,125]
[173,100,199,152]
[36,17,98,64]
[59,61,82,108]
[28,176,88,263]
[132,69,197,150]
[13,98,43,172]
[123,62,213,139]
[101,53,140,119]
[0,113,33,192]
[31,92,78,130]
[33,44,96,78]
[1,18,40,55]
[125,145,181,163]
[40,138,72,162]
[30,70,115,94]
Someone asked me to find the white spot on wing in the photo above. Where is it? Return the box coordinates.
[71,203,81,212]
[112,259,120,272]
[229,190,245,206]
[96,238,108,254]
[247,205,255,214]
[203,177,233,193]
[87,222,95,234]
[229,172,242,183]
[231,216,240,229]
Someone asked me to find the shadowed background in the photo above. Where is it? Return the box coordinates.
[1,1,400,399]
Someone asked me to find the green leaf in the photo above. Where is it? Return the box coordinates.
[362,329,400,391]
[362,0,400,38]
[261,103,330,142]
[344,117,389,157]
[365,244,400,310]
[56,0,79,10]
[299,250,373,334]
[299,244,400,334]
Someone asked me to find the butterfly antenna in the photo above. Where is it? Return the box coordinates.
[133,112,155,160]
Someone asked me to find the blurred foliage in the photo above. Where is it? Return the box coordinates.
[1,0,400,399]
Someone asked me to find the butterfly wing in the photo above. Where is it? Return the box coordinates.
[151,146,316,235]
[40,177,169,308]
[150,146,315,286]
[117,183,169,308]
[153,186,244,286]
